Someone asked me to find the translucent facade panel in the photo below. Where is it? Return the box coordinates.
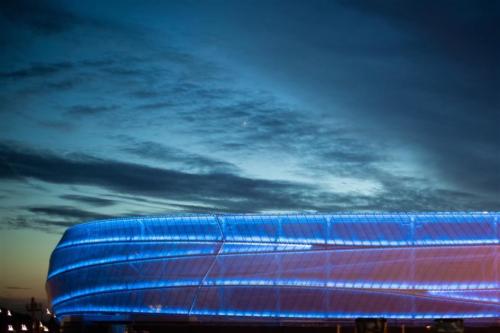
[53,287,198,316]
[220,242,311,254]
[279,215,327,244]
[414,214,496,244]
[414,292,499,316]
[278,288,327,313]
[192,287,418,317]
[221,215,278,242]
[427,290,499,303]
[49,242,218,277]
[58,216,221,247]
[49,256,214,306]
[206,253,279,282]
[279,252,328,281]
[414,246,497,287]
[203,249,417,288]
[47,213,499,323]
[196,287,499,318]
[193,286,279,314]
[329,215,412,245]
[328,248,413,287]
[324,289,414,315]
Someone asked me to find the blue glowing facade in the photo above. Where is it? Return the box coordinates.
[46,213,499,324]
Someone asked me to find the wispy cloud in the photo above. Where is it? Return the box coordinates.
[0,62,74,79]
[60,194,116,207]
[1,140,497,236]
[1,0,111,37]
[65,104,119,117]
[0,142,316,212]
[27,206,111,220]
[3,216,80,234]
[119,137,240,174]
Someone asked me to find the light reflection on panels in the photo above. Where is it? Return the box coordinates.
[46,212,500,323]
[427,290,499,303]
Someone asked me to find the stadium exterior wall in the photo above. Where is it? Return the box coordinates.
[46,212,499,325]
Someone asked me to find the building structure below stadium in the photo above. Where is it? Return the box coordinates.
[46,212,499,329]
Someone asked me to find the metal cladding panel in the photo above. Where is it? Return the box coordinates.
[46,212,500,323]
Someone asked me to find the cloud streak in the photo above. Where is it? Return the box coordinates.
[0,62,74,79]
[0,142,317,212]
[1,140,497,236]
[119,137,241,174]
[27,206,111,220]
[65,104,119,117]
[59,194,116,207]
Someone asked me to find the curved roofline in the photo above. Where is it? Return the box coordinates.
[70,211,499,228]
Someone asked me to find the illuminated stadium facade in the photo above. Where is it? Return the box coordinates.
[46,212,499,326]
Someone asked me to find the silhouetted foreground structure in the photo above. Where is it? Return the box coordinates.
[0,304,58,333]
[46,213,499,331]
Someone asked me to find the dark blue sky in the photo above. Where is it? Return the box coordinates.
[0,0,499,306]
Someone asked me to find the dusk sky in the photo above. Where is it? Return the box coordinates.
[0,0,499,310]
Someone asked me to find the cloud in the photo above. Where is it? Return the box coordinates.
[157,1,497,202]
[0,0,80,34]
[1,140,498,231]
[3,216,79,234]
[36,120,75,132]
[65,104,119,117]
[0,0,109,37]
[0,204,112,233]
[60,194,116,207]
[119,138,240,174]
[27,206,111,221]
[0,142,317,212]
[0,62,74,79]
[134,101,178,110]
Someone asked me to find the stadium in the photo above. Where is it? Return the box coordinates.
[46,212,499,332]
